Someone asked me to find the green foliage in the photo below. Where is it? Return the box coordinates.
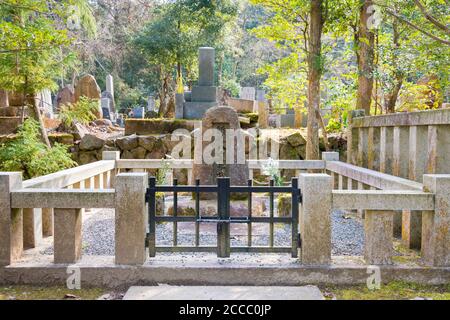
[59,96,99,127]
[221,78,241,97]
[133,0,238,96]
[0,119,76,179]
[0,1,87,96]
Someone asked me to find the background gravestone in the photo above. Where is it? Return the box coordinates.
[101,91,116,113]
[74,74,102,119]
[240,87,256,100]
[178,47,219,119]
[55,86,75,112]
[193,106,249,199]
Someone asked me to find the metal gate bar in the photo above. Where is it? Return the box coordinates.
[146,177,301,258]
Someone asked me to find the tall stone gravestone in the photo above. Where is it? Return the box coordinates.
[193,106,249,199]
[178,47,219,119]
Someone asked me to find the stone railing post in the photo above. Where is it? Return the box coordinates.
[422,174,450,267]
[115,173,148,265]
[103,151,120,188]
[347,109,365,165]
[299,173,332,265]
[322,152,339,190]
[54,208,82,264]
[0,173,23,266]
[364,211,393,265]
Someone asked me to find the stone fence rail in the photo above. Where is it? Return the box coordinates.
[348,108,450,183]
[1,151,449,270]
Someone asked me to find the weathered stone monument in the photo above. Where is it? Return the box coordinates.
[192,106,249,197]
[74,74,102,119]
[55,86,75,111]
[176,47,218,119]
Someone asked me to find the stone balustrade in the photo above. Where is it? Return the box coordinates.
[1,151,449,271]
[347,109,450,251]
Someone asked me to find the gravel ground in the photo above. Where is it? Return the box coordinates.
[41,206,364,256]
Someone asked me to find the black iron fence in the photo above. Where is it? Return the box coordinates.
[145,177,302,258]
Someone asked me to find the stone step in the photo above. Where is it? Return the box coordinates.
[123,285,325,300]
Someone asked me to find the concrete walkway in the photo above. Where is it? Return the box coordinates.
[123,286,325,300]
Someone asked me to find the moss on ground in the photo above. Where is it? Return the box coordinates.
[0,286,107,300]
[322,281,450,300]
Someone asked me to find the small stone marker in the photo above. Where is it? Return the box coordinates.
[123,286,325,300]
[240,87,256,100]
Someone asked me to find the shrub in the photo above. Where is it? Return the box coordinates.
[59,96,99,127]
[0,119,77,179]
[221,78,241,97]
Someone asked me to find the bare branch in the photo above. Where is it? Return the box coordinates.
[413,0,450,35]
[386,9,450,46]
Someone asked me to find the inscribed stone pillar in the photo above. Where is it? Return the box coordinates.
[198,47,215,87]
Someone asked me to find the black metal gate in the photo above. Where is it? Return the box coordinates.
[145,177,301,258]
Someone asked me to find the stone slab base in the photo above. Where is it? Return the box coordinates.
[1,255,450,289]
[123,285,324,300]
[184,102,218,119]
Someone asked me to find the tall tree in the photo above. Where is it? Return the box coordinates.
[306,0,325,160]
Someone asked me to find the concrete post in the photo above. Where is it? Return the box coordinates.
[357,127,368,168]
[367,127,380,171]
[347,109,365,165]
[393,126,409,179]
[42,208,54,237]
[380,126,394,174]
[23,208,42,249]
[426,126,437,174]
[54,208,82,264]
[115,173,148,265]
[401,126,427,249]
[422,175,450,267]
[299,173,332,265]
[364,211,393,265]
[103,151,119,188]
[0,173,23,266]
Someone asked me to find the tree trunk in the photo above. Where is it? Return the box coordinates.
[33,100,51,148]
[306,0,324,160]
[384,18,403,113]
[355,0,375,115]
